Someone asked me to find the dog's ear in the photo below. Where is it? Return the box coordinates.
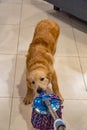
[26,78,32,89]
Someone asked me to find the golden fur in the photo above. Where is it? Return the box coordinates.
[24,19,63,104]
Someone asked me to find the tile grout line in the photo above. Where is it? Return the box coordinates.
[72,27,87,92]
[0,53,18,55]
[11,0,24,99]
[11,0,24,96]
[0,53,87,58]
[8,97,13,130]
[78,57,87,91]
[8,51,17,130]
[0,2,22,5]
[64,98,87,100]
[0,2,23,26]
[0,23,19,25]
[8,55,18,130]
[16,0,24,55]
[8,1,24,130]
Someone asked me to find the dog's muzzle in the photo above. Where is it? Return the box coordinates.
[37,87,43,94]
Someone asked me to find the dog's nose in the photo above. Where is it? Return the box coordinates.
[37,87,43,94]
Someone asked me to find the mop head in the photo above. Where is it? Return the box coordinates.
[31,91,63,130]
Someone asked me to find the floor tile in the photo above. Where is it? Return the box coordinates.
[55,28,78,56]
[10,98,35,130]
[18,25,35,54]
[0,3,21,24]
[23,0,72,28]
[0,25,19,54]
[80,58,87,90]
[23,0,52,10]
[73,28,87,57]
[21,3,48,26]
[0,0,22,4]
[63,100,87,130]
[54,57,81,76]
[54,57,87,99]
[13,55,26,97]
[0,98,11,130]
[0,55,16,97]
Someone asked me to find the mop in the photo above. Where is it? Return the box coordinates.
[31,87,66,130]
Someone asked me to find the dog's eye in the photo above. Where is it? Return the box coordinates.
[40,78,44,81]
[32,81,35,84]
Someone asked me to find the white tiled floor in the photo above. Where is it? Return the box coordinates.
[0,25,19,54]
[0,0,87,130]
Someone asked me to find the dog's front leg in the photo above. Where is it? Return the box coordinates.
[51,70,64,101]
[23,86,34,105]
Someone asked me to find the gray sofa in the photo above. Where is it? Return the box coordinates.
[45,0,87,22]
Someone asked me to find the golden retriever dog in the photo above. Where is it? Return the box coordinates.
[23,19,63,104]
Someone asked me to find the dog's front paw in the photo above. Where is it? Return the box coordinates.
[23,95,33,105]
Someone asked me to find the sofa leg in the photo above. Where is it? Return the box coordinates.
[54,5,60,10]
[54,5,62,11]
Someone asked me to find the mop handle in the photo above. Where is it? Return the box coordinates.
[43,98,58,120]
[43,98,66,130]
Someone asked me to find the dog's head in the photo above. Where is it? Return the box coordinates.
[26,69,51,92]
